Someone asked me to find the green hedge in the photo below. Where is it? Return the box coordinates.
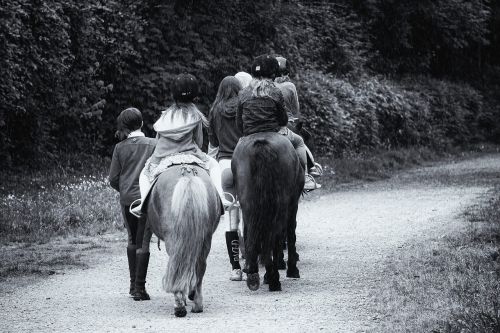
[1,0,499,168]
[298,71,487,155]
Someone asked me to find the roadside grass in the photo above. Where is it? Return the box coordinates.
[319,146,439,188]
[0,154,124,277]
[370,187,500,333]
[308,143,499,198]
[0,174,121,244]
[0,235,118,280]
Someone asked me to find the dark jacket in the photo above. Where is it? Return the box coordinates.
[208,96,243,161]
[236,85,288,136]
[109,136,156,205]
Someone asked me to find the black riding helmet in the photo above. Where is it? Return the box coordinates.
[275,56,290,76]
[171,73,199,103]
[251,55,279,79]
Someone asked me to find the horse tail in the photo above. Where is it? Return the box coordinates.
[246,139,284,257]
[162,175,209,294]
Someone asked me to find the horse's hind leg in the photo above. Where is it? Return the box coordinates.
[267,240,282,291]
[244,225,260,291]
[174,292,187,318]
[286,206,300,278]
[191,259,206,313]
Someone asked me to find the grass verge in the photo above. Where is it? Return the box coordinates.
[370,186,500,332]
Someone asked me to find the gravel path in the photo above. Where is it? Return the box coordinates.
[2,154,499,333]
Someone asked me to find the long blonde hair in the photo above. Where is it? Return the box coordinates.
[166,102,209,127]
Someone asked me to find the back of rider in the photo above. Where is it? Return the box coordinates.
[237,86,288,136]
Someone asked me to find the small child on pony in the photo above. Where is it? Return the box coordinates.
[130,74,233,218]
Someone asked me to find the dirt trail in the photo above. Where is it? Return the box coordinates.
[1,154,499,333]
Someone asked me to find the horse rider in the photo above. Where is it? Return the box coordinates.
[274,56,323,179]
[130,74,233,218]
[108,108,155,301]
[208,75,245,281]
[236,54,320,191]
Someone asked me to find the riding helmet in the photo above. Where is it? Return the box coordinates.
[171,73,199,102]
[251,55,279,79]
[275,56,290,76]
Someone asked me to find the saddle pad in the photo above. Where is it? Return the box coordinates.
[144,153,208,183]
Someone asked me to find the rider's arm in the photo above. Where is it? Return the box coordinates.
[236,99,244,134]
[275,90,288,127]
[291,86,300,120]
[208,111,219,148]
[207,111,219,159]
[194,121,204,148]
[108,146,121,191]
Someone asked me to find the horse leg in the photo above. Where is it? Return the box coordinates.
[245,242,260,291]
[286,214,300,279]
[174,292,187,318]
[268,240,282,291]
[191,259,207,313]
[277,230,287,270]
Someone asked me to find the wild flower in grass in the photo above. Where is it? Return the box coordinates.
[0,175,122,243]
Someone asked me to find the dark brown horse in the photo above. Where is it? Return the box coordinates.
[232,132,303,291]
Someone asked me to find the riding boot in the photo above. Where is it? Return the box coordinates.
[225,231,242,281]
[133,252,151,301]
[126,247,136,295]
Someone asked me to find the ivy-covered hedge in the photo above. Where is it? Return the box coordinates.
[1,0,499,168]
[298,71,487,155]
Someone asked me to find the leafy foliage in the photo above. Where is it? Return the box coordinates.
[1,0,499,167]
[298,71,486,155]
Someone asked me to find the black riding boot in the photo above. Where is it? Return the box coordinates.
[126,247,136,295]
[133,252,151,301]
[225,231,241,270]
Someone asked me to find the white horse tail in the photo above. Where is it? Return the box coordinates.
[162,175,209,294]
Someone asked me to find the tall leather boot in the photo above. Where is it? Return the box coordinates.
[133,252,151,301]
[126,247,136,295]
[225,231,242,281]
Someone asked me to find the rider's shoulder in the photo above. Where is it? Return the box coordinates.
[238,87,253,101]
[275,81,297,92]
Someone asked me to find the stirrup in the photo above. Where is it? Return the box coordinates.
[129,199,142,218]
[310,162,324,177]
[222,192,240,209]
[304,174,321,191]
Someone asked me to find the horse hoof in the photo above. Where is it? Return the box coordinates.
[286,268,300,279]
[188,290,195,301]
[246,273,260,291]
[174,306,187,318]
[191,306,203,313]
[269,281,282,292]
[132,290,150,301]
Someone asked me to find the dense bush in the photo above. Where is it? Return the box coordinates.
[352,0,491,78]
[298,70,486,156]
[1,0,499,168]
